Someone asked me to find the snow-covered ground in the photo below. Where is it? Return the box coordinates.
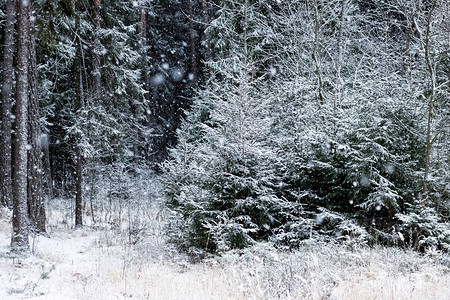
[1,203,449,300]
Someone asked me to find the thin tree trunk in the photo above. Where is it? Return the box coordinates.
[402,4,415,72]
[41,133,52,200]
[0,0,16,208]
[139,1,150,95]
[74,6,84,228]
[333,0,346,137]
[27,8,46,233]
[201,0,212,61]
[75,145,83,227]
[138,1,150,162]
[89,170,95,225]
[422,0,437,202]
[187,0,198,87]
[12,0,31,253]
[312,0,324,106]
[93,0,102,97]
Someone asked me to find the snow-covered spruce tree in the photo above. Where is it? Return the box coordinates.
[35,0,80,198]
[390,0,450,251]
[163,0,300,254]
[329,0,426,242]
[263,0,441,248]
[306,0,449,250]
[77,0,146,164]
[263,0,372,244]
[74,0,147,226]
[164,0,449,253]
[35,0,146,226]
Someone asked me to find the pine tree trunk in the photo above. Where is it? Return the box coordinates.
[0,0,16,208]
[27,9,46,233]
[12,0,31,253]
[74,6,84,228]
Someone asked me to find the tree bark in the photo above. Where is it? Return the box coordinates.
[74,5,84,227]
[0,0,16,208]
[12,0,31,253]
[422,0,437,202]
[27,8,46,233]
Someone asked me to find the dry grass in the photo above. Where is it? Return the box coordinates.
[208,242,450,300]
[331,248,450,300]
[1,199,449,300]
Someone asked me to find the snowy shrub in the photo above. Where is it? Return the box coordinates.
[397,204,450,252]
[162,0,450,255]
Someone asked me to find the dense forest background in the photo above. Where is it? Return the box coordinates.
[0,0,448,255]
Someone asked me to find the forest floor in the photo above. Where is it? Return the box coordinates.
[1,201,450,300]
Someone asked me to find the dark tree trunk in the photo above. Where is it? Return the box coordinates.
[41,133,52,200]
[74,5,84,228]
[92,0,102,98]
[27,9,46,233]
[0,0,16,208]
[75,146,83,227]
[138,1,150,162]
[139,2,150,96]
[186,0,198,87]
[12,0,31,253]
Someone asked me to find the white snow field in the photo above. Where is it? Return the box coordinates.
[1,203,449,300]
